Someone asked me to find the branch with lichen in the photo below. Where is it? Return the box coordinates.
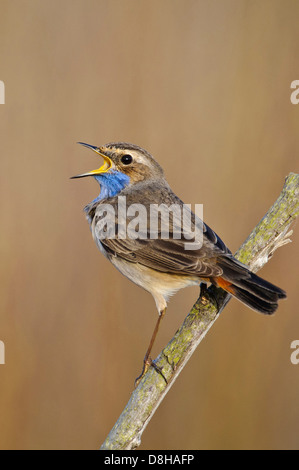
[100,173,299,450]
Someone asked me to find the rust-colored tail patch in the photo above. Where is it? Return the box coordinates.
[215,277,236,295]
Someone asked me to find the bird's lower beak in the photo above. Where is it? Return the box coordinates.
[71,142,113,179]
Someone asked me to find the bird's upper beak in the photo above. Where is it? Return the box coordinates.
[71,142,113,178]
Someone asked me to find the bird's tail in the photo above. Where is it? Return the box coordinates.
[213,256,286,314]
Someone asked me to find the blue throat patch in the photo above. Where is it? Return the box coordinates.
[92,170,130,202]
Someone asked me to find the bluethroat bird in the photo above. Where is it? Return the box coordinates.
[72,142,286,384]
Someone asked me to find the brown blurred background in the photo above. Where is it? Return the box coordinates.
[0,0,298,450]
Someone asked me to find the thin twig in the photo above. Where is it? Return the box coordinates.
[100,173,299,450]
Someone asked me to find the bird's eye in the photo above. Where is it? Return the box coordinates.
[121,154,133,165]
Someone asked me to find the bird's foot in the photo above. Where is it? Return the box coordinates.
[134,357,168,388]
[200,282,209,304]
[134,357,152,387]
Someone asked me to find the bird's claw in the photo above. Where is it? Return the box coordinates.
[134,357,168,388]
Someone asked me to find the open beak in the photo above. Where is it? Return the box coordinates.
[71,142,113,179]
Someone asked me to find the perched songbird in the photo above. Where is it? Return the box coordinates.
[72,142,286,383]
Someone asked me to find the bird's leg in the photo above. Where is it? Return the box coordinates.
[199,281,209,305]
[200,279,223,310]
[135,308,166,387]
[199,281,208,297]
